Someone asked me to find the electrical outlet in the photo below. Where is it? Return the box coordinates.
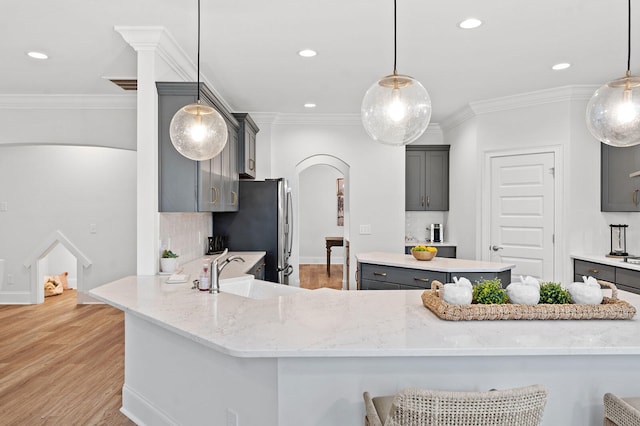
[0,201,7,212]
[7,274,14,285]
[226,408,238,426]
[89,224,97,234]
[359,224,372,235]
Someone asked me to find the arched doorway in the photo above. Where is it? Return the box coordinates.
[294,155,350,290]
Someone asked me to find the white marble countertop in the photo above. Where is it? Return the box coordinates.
[572,253,640,272]
[89,251,640,359]
[357,251,514,272]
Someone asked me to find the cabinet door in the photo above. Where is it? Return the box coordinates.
[425,149,449,211]
[226,124,239,211]
[601,143,640,211]
[406,146,450,211]
[157,87,198,212]
[405,150,426,210]
[233,113,259,179]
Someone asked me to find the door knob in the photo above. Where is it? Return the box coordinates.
[491,245,504,251]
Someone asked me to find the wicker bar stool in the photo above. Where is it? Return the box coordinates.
[604,393,640,426]
[363,385,547,426]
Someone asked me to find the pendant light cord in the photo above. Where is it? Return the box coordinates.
[197,0,201,102]
[393,0,397,75]
[628,0,632,73]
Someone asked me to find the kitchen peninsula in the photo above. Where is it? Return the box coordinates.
[91,255,640,426]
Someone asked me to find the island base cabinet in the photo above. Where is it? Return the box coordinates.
[122,313,278,426]
[358,263,511,290]
[120,313,635,426]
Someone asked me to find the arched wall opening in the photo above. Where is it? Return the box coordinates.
[294,155,350,289]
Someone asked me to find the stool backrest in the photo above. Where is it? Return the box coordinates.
[386,385,548,426]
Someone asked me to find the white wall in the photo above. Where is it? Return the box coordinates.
[0,145,136,302]
[445,88,640,284]
[268,116,406,288]
[444,115,479,260]
[299,164,344,264]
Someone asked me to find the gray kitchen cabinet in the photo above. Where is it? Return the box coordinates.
[573,258,640,295]
[157,82,239,213]
[404,245,457,258]
[233,113,259,179]
[601,143,640,211]
[406,145,450,211]
[357,262,510,290]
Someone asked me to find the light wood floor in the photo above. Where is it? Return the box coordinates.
[299,264,343,290]
[0,290,134,425]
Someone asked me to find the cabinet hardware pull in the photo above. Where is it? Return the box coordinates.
[421,195,425,207]
[210,187,219,205]
[427,195,430,207]
[633,189,639,206]
[373,272,387,277]
[414,277,430,282]
[231,191,238,205]
[588,269,599,274]
[249,159,255,171]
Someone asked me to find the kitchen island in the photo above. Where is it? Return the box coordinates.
[357,251,515,289]
[91,255,640,426]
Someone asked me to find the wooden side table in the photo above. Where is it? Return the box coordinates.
[325,237,344,277]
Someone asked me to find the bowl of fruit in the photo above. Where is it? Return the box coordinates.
[411,245,437,261]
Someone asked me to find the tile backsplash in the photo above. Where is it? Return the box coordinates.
[159,213,211,264]
[405,211,447,242]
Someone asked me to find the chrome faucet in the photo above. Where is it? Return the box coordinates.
[209,248,245,294]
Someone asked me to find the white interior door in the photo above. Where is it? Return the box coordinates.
[489,152,555,281]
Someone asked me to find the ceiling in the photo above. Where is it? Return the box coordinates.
[1,0,637,123]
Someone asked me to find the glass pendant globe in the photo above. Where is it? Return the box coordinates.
[361,74,432,146]
[586,74,640,147]
[169,102,228,160]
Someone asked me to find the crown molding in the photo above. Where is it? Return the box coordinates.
[440,85,600,131]
[114,25,234,114]
[0,94,136,109]
[470,85,598,115]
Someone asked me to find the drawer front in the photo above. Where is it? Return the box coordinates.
[574,260,615,282]
[616,268,640,293]
[615,282,640,295]
[361,279,400,290]
[360,263,446,288]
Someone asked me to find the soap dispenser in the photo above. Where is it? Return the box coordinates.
[198,263,210,291]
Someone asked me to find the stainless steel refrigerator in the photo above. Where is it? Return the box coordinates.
[213,178,293,284]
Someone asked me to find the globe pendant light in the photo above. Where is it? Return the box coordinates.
[586,0,640,147]
[169,0,228,161]
[361,0,431,146]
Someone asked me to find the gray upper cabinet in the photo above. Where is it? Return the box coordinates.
[406,145,450,211]
[601,143,640,212]
[233,113,259,179]
[157,82,239,213]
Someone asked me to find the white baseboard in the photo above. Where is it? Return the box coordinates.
[0,291,33,304]
[299,256,344,264]
[122,384,178,426]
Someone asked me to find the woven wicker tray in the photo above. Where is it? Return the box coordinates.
[421,280,637,321]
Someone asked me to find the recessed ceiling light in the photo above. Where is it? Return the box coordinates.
[298,49,317,58]
[552,62,571,70]
[27,51,48,60]
[458,18,483,29]
[304,103,316,108]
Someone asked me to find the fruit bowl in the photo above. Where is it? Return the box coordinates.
[411,247,437,261]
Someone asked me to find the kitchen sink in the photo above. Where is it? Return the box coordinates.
[219,276,308,300]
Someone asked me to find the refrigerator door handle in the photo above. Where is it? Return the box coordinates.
[285,190,293,260]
